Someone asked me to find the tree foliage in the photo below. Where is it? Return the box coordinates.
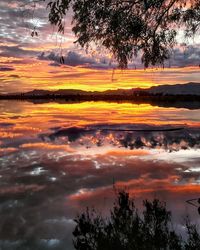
[42,0,200,68]
[73,191,200,250]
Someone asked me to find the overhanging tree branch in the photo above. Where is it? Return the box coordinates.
[37,0,200,68]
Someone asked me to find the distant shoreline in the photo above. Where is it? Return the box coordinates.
[1,82,200,109]
[1,94,200,110]
[1,93,200,100]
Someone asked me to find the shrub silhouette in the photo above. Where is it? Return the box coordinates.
[73,191,199,250]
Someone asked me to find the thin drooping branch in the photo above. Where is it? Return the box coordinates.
[37,0,200,68]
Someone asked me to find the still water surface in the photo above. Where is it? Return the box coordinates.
[0,101,200,249]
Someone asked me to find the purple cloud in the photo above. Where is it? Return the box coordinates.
[0,66,15,71]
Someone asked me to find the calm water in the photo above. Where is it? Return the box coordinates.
[0,100,200,249]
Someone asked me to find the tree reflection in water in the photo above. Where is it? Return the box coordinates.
[73,191,200,250]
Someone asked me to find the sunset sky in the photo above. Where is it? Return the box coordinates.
[1,0,200,93]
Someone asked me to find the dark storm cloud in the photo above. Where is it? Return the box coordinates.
[168,45,200,67]
[128,45,200,68]
[38,45,200,69]
[38,51,110,69]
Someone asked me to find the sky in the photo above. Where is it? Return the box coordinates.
[1,0,200,93]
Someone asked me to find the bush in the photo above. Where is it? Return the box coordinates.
[73,191,199,250]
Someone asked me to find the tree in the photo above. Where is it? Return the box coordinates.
[73,191,200,250]
[41,0,200,68]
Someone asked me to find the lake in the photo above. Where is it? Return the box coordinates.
[0,100,200,250]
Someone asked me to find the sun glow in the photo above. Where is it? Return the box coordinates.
[1,55,200,94]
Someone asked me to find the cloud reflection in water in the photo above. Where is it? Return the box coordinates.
[0,101,200,249]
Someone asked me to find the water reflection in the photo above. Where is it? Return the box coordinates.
[0,101,200,249]
[42,124,200,151]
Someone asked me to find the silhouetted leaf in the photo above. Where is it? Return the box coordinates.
[43,0,200,68]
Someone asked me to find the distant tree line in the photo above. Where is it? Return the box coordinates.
[0,92,200,106]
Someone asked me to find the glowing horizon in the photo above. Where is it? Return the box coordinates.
[1,57,200,94]
[1,1,200,94]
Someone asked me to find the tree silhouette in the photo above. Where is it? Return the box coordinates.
[42,0,200,68]
[73,191,200,250]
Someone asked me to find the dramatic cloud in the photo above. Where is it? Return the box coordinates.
[1,99,200,249]
[0,45,38,58]
[0,66,14,71]
[43,124,200,152]
[1,0,200,94]
[1,0,200,72]
[168,45,200,68]
[37,45,200,69]
[1,123,200,248]
[38,51,111,69]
